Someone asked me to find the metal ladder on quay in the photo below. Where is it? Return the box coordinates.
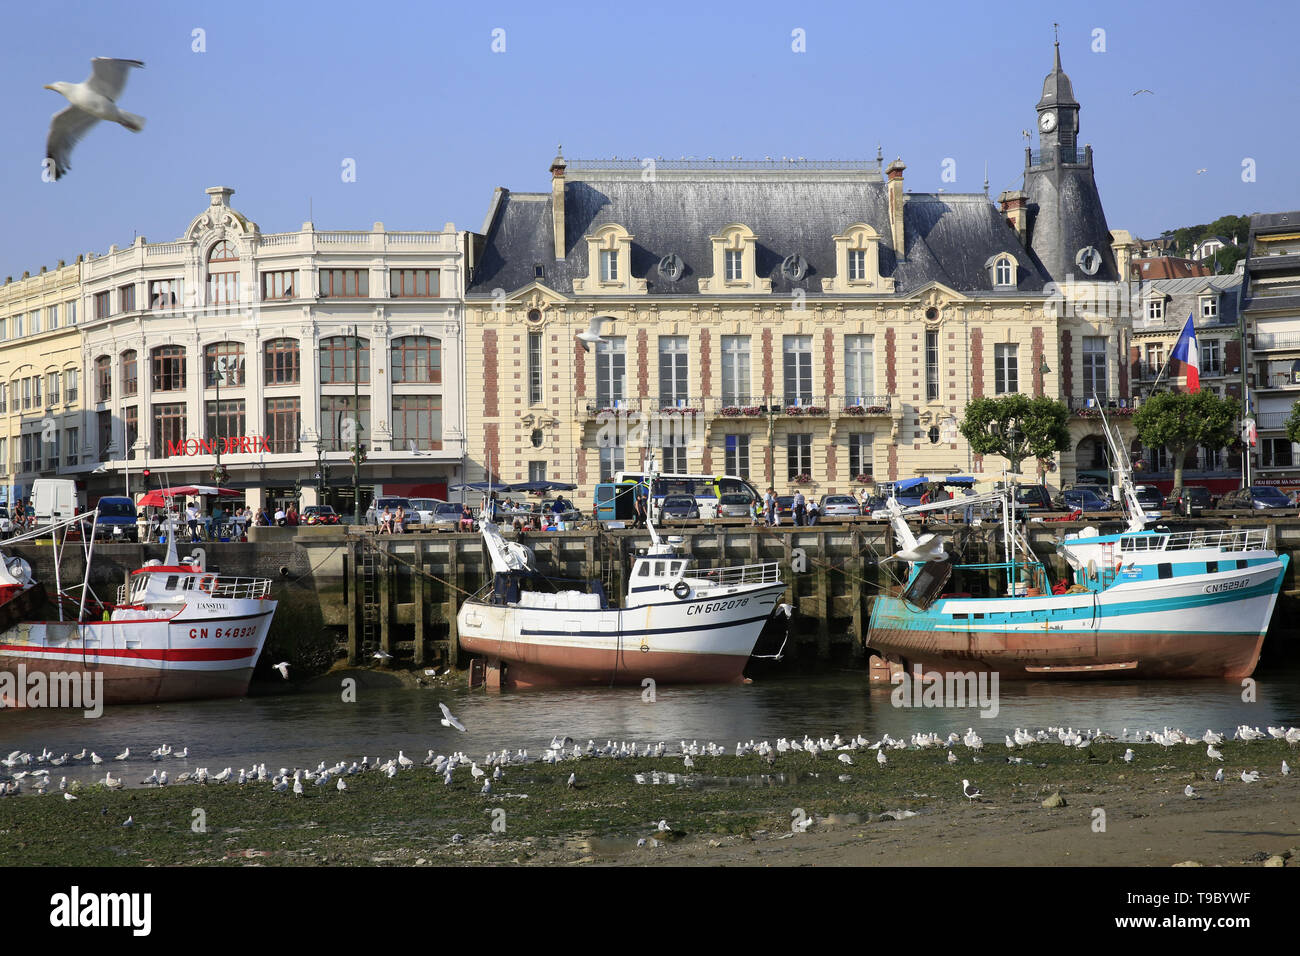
[359,538,381,654]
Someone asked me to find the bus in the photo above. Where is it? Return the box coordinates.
[612,472,760,520]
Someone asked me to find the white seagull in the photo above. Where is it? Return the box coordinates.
[439,702,466,733]
[43,58,146,180]
[576,316,614,351]
[1283,760,1291,776]
[1123,748,1135,763]
[1184,784,1198,799]
[1207,744,1224,762]
[1240,770,1260,783]
[567,772,576,789]
[961,779,981,803]
[273,662,290,679]
[876,749,887,767]
[1214,767,1224,783]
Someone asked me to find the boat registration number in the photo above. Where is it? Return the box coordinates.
[687,597,750,616]
[1205,579,1248,594]
[188,625,258,640]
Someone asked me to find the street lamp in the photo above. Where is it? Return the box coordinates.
[207,353,235,486]
[349,324,367,525]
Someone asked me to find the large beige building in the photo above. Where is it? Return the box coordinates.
[462,45,1135,500]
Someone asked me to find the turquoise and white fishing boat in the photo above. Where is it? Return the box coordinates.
[867,414,1289,679]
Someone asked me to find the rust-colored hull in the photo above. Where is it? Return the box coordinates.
[460,635,750,688]
[867,627,1268,679]
[0,653,256,704]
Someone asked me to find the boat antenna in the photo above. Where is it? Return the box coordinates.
[642,455,664,552]
[1097,400,1147,532]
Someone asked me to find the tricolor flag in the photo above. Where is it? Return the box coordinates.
[1169,314,1200,392]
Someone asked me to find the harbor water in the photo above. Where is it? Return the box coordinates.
[4,664,1299,790]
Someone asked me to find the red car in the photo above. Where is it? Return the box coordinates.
[303,505,341,525]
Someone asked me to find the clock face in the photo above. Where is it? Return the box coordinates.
[1039,111,1057,133]
[1076,246,1101,276]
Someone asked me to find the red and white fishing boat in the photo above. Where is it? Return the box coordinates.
[0,511,277,705]
[457,489,790,689]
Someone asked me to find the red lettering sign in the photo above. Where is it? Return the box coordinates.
[164,436,276,458]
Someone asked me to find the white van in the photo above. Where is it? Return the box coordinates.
[31,478,82,527]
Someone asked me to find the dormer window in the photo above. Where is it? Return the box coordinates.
[724,250,743,282]
[700,224,770,295]
[573,224,645,295]
[995,256,1013,286]
[1200,294,1219,319]
[1147,298,1165,321]
[825,224,894,294]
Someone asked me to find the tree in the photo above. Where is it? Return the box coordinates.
[1133,390,1240,494]
[1283,401,1300,446]
[959,394,1071,475]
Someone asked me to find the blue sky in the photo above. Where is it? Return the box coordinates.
[1,0,1296,276]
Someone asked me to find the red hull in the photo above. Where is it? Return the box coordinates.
[868,628,1268,679]
[460,635,749,688]
[0,654,256,704]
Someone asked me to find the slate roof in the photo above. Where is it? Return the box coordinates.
[466,169,1053,298]
[1132,273,1242,334]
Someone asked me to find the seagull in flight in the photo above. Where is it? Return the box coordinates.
[1132,88,1154,96]
[43,58,146,180]
[576,316,614,352]
[273,662,290,679]
[439,702,466,733]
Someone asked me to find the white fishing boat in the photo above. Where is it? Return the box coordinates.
[867,412,1289,679]
[0,511,277,705]
[457,493,789,688]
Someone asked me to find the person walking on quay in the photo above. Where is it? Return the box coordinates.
[764,488,777,527]
[751,497,763,526]
[633,491,647,529]
[287,503,300,527]
[792,489,806,527]
[186,501,201,541]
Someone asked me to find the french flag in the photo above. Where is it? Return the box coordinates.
[1169,314,1200,393]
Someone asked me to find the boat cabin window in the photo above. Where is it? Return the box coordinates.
[671,561,685,575]
[1206,560,1218,574]
[1157,563,1172,579]
[654,561,665,576]
[636,562,650,577]
[165,575,179,590]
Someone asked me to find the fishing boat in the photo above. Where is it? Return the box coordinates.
[867,414,1289,679]
[0,511,277,705]
[457,494,790,688]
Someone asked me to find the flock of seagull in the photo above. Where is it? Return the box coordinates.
[2,713,1296,809]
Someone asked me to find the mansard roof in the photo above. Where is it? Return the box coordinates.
[467,165,1052,298]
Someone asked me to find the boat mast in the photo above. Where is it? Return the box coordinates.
[1097,404,1147,532]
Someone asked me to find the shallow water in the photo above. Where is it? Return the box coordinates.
[3,665,1298,791]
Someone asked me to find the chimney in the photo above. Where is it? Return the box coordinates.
[550,147,568,261]
[998,190,1029,244]
[886,159,906,257]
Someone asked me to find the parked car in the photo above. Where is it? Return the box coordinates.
[1014,484,1055,511]
[659,494,700,521]
[1055,487,1113,513]
[1133,484,1165,513]
[716,493,753,518]
[1167,486,1211,518]
[1217,486,1293,513]
[406,498,441,528]
[775,495,795,520]
[365,496,416,532]
[818,494,862,519]
[95,496,139,541]
[302,505,341,525]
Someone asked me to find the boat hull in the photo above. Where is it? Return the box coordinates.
[0,604,276,705]
[868,556,1288,680]
[458,585,786,688]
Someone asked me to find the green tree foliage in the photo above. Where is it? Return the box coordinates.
[959,394,1071,474]
[1133,390,1240,493]
[1163,214,1250,274]
[1283,401,1300,446]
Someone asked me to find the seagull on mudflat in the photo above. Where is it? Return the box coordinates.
[961,779,981,803]
[1283,760,1291,776]
[43,58,146,180]
[1240,770,1260,783]
[567,772,576,789]
[1207,744,1224,762]
[877,749,887,767]
[1184,784,1199,799]
[439,702,466,733]
[1123,748,1135,764]
[1214,767,1224,783]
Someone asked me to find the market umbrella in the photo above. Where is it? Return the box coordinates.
[508,480,578,492]
[137,485,241,508]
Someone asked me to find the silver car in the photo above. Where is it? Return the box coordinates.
[716,493,754,518]
[818,494,862,518]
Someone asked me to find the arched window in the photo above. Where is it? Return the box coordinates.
[995,256,1013,286]
[207,241,239,305]
[204,341,246,387]
[121,350,138,396]
[264,338,300,385]
[94,355,111,402]
[390,336,441,384]
[320,335,369,384]
[151,345,186,392]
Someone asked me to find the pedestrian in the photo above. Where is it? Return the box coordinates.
[633,492,647,529]
[764,488,776,527]
[751,498,763,526]
[392,505,404,533]
[807,499,820,526]
[378,506,392,534]
[459,502,474,531]
[792,489,806,527]
[186,502,200,541]
[287,503,300,527]
[274,504,287,527]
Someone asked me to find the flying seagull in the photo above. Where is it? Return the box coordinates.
[273,662,290,679]
[961,779,981,803]
[576,316,613,352]
[44,58,146,180]
[1132,89,1154,96]
[439,702,466,733]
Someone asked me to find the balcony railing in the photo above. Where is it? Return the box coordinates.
[1069,395,1143,415]
[1258,411,1288,429]
[1028,145,1088,166]
[1253,331,1300,351]
[707,395,892,418]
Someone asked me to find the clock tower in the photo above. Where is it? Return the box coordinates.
[1022,40,1117,284]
